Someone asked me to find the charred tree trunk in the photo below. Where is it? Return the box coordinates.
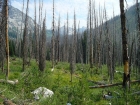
[28,30,32,66]
[39,17,46,71]
[0,0,6,72]
[63,23,66,62]
[119,0,130,88]
[70,11,77,82]
[51,0,55,68]
[34,0,39,63]
[104,7,113,83]
[22,0,29,71]
[136,0,140,76]
[5,0,9,80]
[89,0,93,68]
[56,14,60,64]
[19,0,24,58]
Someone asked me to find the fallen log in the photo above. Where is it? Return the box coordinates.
[89,80,140,89]
[88,80,106,85]
[131,91,140,95]
[0,79,18,85]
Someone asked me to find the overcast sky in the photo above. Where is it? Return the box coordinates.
[11,0,134,29]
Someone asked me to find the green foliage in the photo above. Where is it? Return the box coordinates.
[9,40,16,57]
[0,57,140,105]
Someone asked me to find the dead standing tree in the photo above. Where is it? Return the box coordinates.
[63,23,66,62]
[18,0,24,58]
[4,0,9,80]
[97,3,103,70]
[55,14,60,64]
[89,0,93,68]
[34,0,39,63]
[104,6,113,83]
[119,0,130,88]
[56,14,60,64]
[22,0,29,71]
[0,0,9,79]
[70,11,77,82]
[51,0,55,69]
[66,12,69,62]
[136,0,140,76]
[0,0,6,72]
[39,16,46,71]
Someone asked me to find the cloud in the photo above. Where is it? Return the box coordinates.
[11,0,134,29]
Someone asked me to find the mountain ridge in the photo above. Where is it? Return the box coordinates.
[8,5,86,38]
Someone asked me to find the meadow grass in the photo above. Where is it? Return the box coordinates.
[0,57,139,105]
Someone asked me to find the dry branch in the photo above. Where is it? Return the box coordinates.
[89,80,140,89]
[131,91,140,95]
[0,79,18,85]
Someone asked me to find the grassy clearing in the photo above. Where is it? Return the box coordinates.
[0,57,140,105]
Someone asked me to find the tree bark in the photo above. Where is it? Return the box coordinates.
[119,0,130,88]
[52,0,55,68]
[5,0,9,80]
[22,0,29,71]
[136,0,140,76]
[39,17,46,71]
[89,0,93,68]
[34,0,39,63]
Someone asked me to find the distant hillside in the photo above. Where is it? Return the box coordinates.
[8,3,139,39]
[8,5,52,38]
[107,3,138,36]
[8,5,86,39]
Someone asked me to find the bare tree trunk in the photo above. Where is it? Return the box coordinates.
[119,0,130,89]
[34,0,39,63]
[22,0,29,71]
[89,0,93,68]
[86,8,89,64]
[15,28,20,57]
[0,1,6,72]
[5,0,9,80]
[73,11,76,72]
[28,30,32,66]
[104,7,113,83]
[66,12,69,62]
[63,23,66,62]
[39,16,46,71]
[57,14,60,63]
[112,9,116,78]
[70,11,77,82]
[93,1,96,66]
[136,0,140,76]
[52,0,55,68]
[19,0,24,58]
[97,4,102,70]
[56,14,60,64]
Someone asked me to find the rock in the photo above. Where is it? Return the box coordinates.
[31,87,54,100]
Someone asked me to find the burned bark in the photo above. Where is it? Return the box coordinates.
[119,0,130,88]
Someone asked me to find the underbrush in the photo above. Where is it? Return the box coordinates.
[0,57,139,105]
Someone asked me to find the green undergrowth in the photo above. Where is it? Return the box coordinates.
[0,57,139,105]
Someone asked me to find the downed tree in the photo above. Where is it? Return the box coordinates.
[88,80,106,85]
[89,80,140,89]
[0,79,18,85]
[131,91,140,95]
